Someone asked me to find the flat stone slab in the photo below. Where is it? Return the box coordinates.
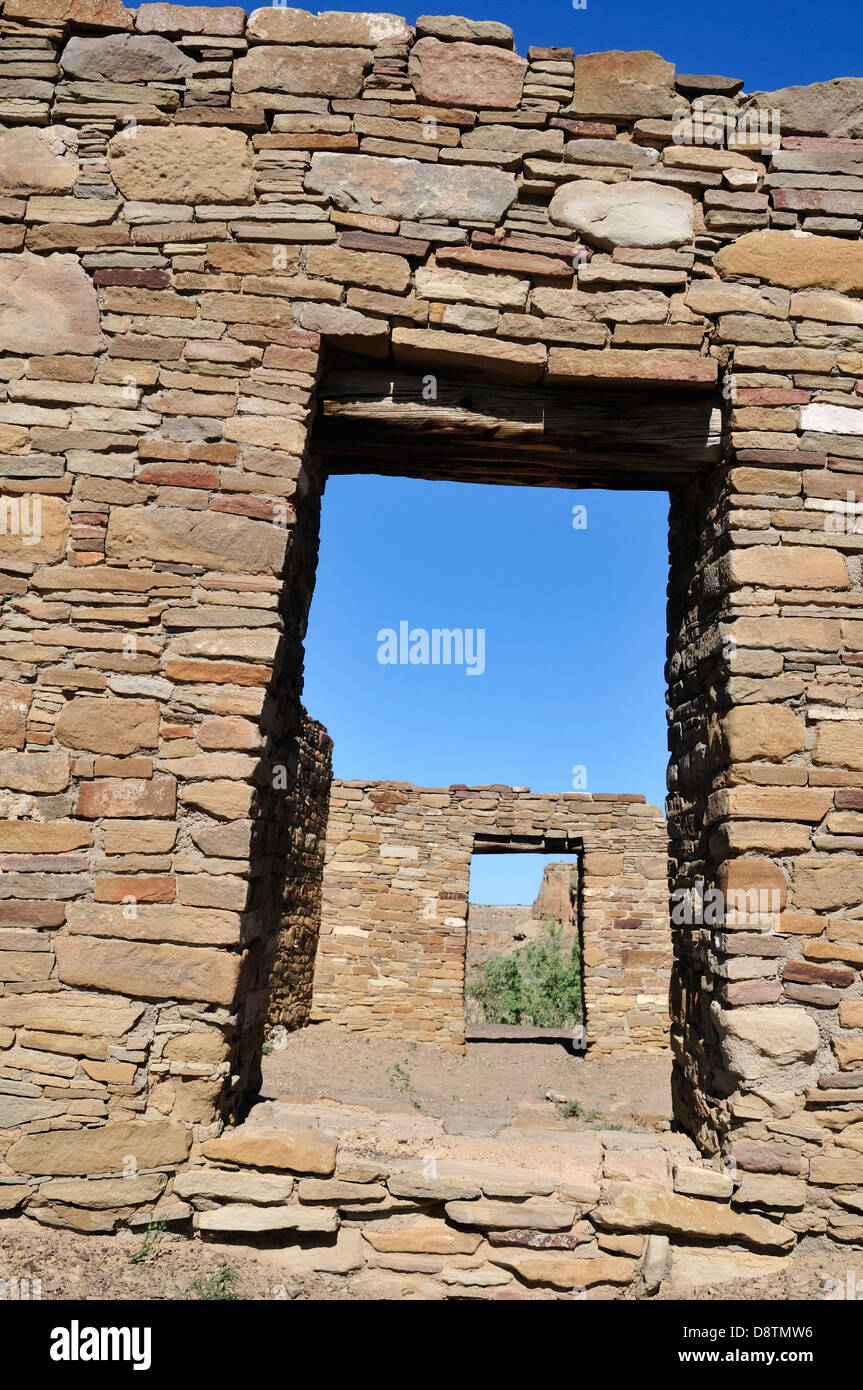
[305,152,517,224]
[194,1203,339,1234]
[445,1199,577,1230]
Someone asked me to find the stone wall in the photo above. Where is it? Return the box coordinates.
[264,711,331,1034]
[0,0,860,1237]
[313,782,670,1053]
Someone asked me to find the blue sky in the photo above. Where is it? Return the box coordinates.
[305,478,669,901]
[224,0,859,899]
[228,0,861,90]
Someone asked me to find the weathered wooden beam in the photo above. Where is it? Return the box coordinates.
[315,372,725,489]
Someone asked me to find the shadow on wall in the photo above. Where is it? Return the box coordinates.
[224,476,335,1123]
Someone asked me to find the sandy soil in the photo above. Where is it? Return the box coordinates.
[260,1021,673,1129]
[0,1215,341,1302]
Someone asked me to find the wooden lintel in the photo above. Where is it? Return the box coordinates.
[315,372,725,490]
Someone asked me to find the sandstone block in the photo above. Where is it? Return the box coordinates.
[249,9,408,43]
[0,681,31,750]
[173,1168,295,1203]
[673,1164,735,1199]
[179,780,254,820]
[0,749,70,793]
[65,901,240,946]
[55,934,241,1005]
[362,1218,481,1255]
[721,705,805,764]
[135,4,247,36]
[202,1130,337,1175]
[37,1174,166,1208]
[162,1030,227,1062]
[77,776,176,819]
[103,819,176,855]
[106,506,287,575]
[61,34,194,81]
[108,127,254,204]
[594,1188,794,1250]
[715,230,863,294]
[306,245,410,293]
[550,178,694,249]
[445,1199,575,1230]
[491,1251,634,1288]
[0,126,77,196]
[0,493,69,565]
[793,857,863,912]
[7,1120,190,1176]
[0,251,104,356]
[392,327,545,383]
[745,79,863,137]
[0,990,142,1037]
[569,50,679,119]
[734,1174,806,1209]
[718,857,788,912]
[55,696,159,755]
[814,721,863,771]
[716,1004,819,1077]
[4,0,133,26]
[305,152,517,223]
[729,545,848,590]
[409,37,526,109]
[234,45,371,98]
[196,1203,338,1233]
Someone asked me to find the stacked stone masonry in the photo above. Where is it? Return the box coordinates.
[0,0,861,1251]
[313,781,670,1053]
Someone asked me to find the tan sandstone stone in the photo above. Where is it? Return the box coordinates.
[234,45,371,99]
[55,697,159,754]
[54,935,241,1005]
[0,127,77,196]
[7,1120,190,1176]
[409,37,526,110]
[108,127,254,204]
[721,705,805,763]
[594,1188,794,1250]
[715,230,863,294]
[202,1130,338,1175]
[0,252,104,356]
[105,506,288,575]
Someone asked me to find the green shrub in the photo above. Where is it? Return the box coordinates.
[467,918,583,1027]
[186,1267,240,1301]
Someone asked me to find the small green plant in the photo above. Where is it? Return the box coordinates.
[186,1267,240,1301]
[467,919,583,1028]
[129,1216,167,1265]
[386,1060,421,1110]
[556,1098,602,1122]
[262,1042,273,1055]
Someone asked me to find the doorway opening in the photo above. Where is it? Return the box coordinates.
[466,849,584,1044]
[259,464,673,1134]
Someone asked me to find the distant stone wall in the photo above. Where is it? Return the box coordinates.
[313,782,670,1053]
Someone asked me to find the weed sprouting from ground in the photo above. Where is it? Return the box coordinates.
[186,1267,240,1300]
[129,1217,167,1265]
[386,1060,421,1109]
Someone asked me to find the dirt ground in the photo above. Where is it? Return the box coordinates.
[0,1215,341,1302]
[1,1213,860,1303]
[260,1021,673,1130]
